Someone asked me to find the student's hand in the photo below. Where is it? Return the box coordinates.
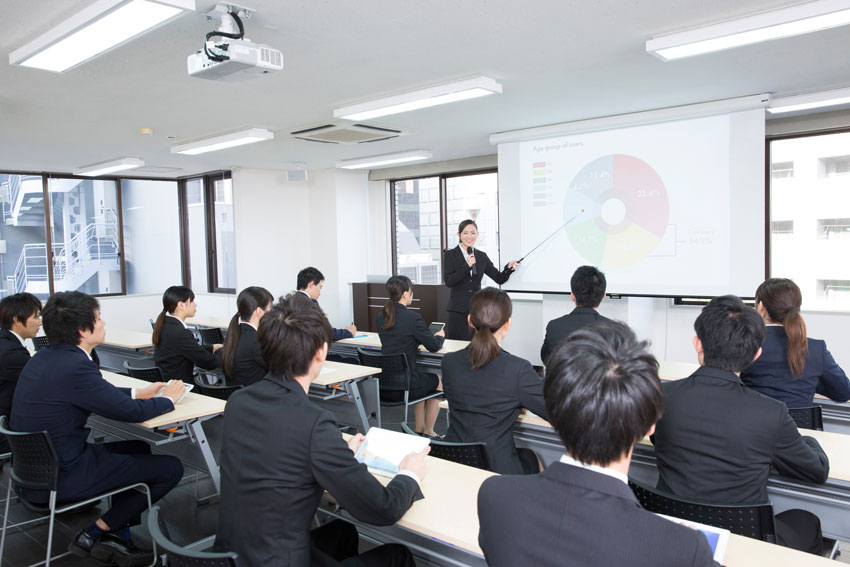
[507,260,520,271]
[162,380,187,404]
[519,407,527,415]
[347,433,366,455]
[345,324,357,335]
[435,328,445,337]
[399,446,430,481]
[212,344,223,352]
[136,382,167,399]
[465,254,476,267]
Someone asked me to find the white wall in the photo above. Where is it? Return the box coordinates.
[98,293,234,333]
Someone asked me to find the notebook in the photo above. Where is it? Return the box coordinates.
[354,427,430,478]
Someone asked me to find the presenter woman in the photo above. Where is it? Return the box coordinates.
[742,278,850,407]
[441,287,545,474]
[443,220,519,339]
[153,286,222,381]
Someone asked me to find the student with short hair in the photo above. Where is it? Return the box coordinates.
[215,293,426,566]
[478,321,717,567]
[540,265,610,364]
[742,277,850,406]
[0,292,42,453]
[152,286,221,381]
[653,295,830,554]
[11,291,185,565]
[297,266,356,341]
[221,286,274,386]
[378,275,445,437]
[441,287,545,474]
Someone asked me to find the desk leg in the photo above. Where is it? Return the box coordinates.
[187,419,220,495]
[358,376,381,430]
[345,380,372,433]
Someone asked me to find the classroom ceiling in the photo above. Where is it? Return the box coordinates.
[1,0,848,178]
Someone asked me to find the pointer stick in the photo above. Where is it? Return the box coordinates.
[518,209,584,263]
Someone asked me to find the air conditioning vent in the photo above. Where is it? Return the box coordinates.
[289,121,408,144]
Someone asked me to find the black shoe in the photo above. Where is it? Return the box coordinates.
[68,529,100,558]
[90,533,154,567]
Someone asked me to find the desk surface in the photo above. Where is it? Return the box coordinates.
[312,361,382,387]
[186,315,232,329]
[337,331,468,355]
[102,371,226,428]
[102,328,154,350]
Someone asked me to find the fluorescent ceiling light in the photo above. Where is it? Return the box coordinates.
[768,87,850,114]
[74,158,145,177]
[334,76,502,121]
[337,150,433,170]
[9,0,194,73]
[171,128,274,155]
[646,0,850,61]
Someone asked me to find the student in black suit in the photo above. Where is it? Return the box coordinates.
[742,278,850,407]
[297,266,357,341]
[221,286,274,386]
[478,322,717,567]
[653,295,830,554]
[152,286,221,381]
[441,287,545,474]
[443,219,519,339]
[540,265,611,364]
[0,292,42,454]
[214,293,426,566]
[10,291,185,566]
[378,275,445,437]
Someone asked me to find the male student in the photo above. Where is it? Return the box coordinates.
[0,292,42,454]
[653,295,829,554]
[479,321,717,567]
[214,293,427,566]
[297,266,357,341]
[540,265,610,364]
[11,291,185,566]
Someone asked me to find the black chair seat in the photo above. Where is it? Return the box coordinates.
[192,375,242,400]
[787,405,824,431]
[400,423,489,470]
[148,505,239,566]
[123,361,166,383]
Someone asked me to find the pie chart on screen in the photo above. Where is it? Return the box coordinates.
[563,154,669,268]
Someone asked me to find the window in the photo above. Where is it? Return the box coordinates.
[769,130,850,310]
[211,174,236,292]
[0,174,49,299]
[184,178,209,291]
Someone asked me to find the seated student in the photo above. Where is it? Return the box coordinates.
[10,291,185,566]
[153,286,221,381]
[478,322,717,567]
[378,275,445,437]
[540,265,610,365]
[742,278,850,407]
[214,293,426,566]
[297,266,356,341]
[653,295,829,554]
[0,292,42,454]
[221,286,274,387]
[441,287,545,474]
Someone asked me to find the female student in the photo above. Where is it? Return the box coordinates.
[153,286,221,381]
[377,275,445,437]
[441,287,546,474]
[443,219,519,339]
[742,278,850,407]
[221,286,274,386]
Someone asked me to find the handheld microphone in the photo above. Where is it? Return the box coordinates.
[467,247,477,275]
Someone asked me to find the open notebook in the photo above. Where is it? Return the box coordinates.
[354,427,430,478]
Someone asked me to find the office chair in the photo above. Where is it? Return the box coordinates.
[787,405,824,431]
[123,360,166,382]
[400,422,489,470]
[193,375,242,400]
[32,336,50,351]
[198,327,224,346]
[147,505,239,566]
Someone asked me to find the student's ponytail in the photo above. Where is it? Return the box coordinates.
[755,278,808,378]
[468,287,512,370]
[381,275,413,331]
[222,286,274,379]
[152,286,196,346]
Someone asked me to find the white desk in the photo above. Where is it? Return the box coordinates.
[332,332,468,372]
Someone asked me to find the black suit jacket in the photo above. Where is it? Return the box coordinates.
[10,344,173,501]
[0,329,30,420]
[214,374,422,567]
[154,316,219,381]
[540,306,611,364]
[741,326,850,407]
[377,303,444,384]
[478,462,718,567]
[441,347,546,474]
[227,323,267,386]
[443,246,512,313]
[653,366,830,504]
[300,292,353,342]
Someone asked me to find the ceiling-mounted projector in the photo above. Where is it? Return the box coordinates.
[187,2,283,81]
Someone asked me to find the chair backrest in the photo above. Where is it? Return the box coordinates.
[400,423,489,470]
[628,479,776,543]
[787,405,824,431]
[0,416,59,492]
[198,327,224,346]
[147,506,239,567]
[356,348,410,393]
[32,336,50,351]
[193,375,242,401]
[123,360,166,383]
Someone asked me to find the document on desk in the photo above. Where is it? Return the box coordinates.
[656,513,729,562]
[320,367,335,375]
[354,427,430,478]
